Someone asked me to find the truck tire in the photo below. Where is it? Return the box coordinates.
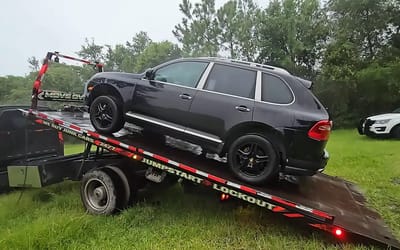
[81,169,121,215]
[89,95,124,134]
[228,134,279,185]
[102,166,131,209]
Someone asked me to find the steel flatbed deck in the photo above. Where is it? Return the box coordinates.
[18,109,400,249]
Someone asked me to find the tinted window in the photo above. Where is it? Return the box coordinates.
[204,64,256,99]
[154,61,208,88]
[262,73,293,104]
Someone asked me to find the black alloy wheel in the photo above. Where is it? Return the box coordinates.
[228,134,279,185]
[90,95,124,134]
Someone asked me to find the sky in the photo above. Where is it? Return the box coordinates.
[0,0,268,76]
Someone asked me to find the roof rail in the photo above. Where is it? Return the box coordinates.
[202,57,290,75]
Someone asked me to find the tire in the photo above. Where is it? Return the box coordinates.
[80,169,121,215]
[391,125,400,139]
[228,134,279,185]
[103,166,131,209]
[89,95,124,134]
[357,119,365,135]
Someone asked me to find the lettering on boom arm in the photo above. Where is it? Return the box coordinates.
[37,90,84,101]
[140,157,277,211]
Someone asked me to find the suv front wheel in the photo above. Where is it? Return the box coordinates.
[90,95,124,134]
[228,134,279,185]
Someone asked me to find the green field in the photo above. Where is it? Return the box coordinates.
[0,130,399,249]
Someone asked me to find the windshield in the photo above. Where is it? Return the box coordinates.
[393,108,400,113]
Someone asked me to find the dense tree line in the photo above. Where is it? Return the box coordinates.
[1,0,399,127]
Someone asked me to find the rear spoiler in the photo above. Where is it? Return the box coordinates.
[296,77,313,89]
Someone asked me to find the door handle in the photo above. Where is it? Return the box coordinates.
[179,93,192,100]
[235,105,251,112]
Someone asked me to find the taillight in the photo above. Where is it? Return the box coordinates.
[308,120,332,141]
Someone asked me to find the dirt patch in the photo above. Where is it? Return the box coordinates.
[391,177,400,185]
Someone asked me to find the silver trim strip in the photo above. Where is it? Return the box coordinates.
[255,71,262,101]
[125,112,222,144]
[198,88,255,102]
[126,112,185,133]
[184,128,222,143]
[197,62,214,90]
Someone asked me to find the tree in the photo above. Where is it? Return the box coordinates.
[77,38,104,62]
[257,0,328,78]
[316,0,400,127]
[134,41,182,72]
[217,0,260,60]
[27,56,40,72]
[173,0,220,56]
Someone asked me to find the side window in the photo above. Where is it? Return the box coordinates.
[154,61,208,88]
[204,64,256,99]
[262,73,293,104]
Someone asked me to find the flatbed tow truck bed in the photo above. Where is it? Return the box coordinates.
[13,109,399,249]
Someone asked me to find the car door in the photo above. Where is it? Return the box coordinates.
[187,63,256,141]
[129,61,209,130]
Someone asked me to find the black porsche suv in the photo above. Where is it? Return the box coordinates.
[84,58,331,185]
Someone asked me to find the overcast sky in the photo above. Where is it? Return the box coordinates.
[0,0,268,76]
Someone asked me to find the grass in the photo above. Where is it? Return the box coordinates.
[0,130,399,249]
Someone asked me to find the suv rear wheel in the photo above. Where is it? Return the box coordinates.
[90,95,124,134]
[228,134,279,185]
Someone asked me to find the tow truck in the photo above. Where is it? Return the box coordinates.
[1,52,399,249]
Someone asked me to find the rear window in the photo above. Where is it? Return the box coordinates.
[262,73,293,104]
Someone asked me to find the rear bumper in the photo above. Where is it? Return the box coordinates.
[283,150,329,176]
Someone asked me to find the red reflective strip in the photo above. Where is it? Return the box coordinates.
[35,119,43,124]
[312,210,333,220]
[138,148,144,153]
[128,145,137,152]
[58,132,64,142]
[153,154,169,163]
[240,185,257,195]
[53,119,64,125]
[107,138,121,146]
[38,113,47,119]
[87,131,100,138]
[94,140,101,146]
[284,213,304,218]
[207,174,226,184]
[272,196,296,208]
[69,124,81,131]
[179,164,196,173]
[272,206,286,212]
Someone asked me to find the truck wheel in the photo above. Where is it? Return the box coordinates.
[391,125,400,139]
[228,134,279,185]
[81,169,121,215]
[90,95,124,134]
[103,166,131,209]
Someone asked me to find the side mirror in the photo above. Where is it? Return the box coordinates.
[145,68,155,80]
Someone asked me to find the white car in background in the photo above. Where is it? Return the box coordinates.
[358,108,400,138]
